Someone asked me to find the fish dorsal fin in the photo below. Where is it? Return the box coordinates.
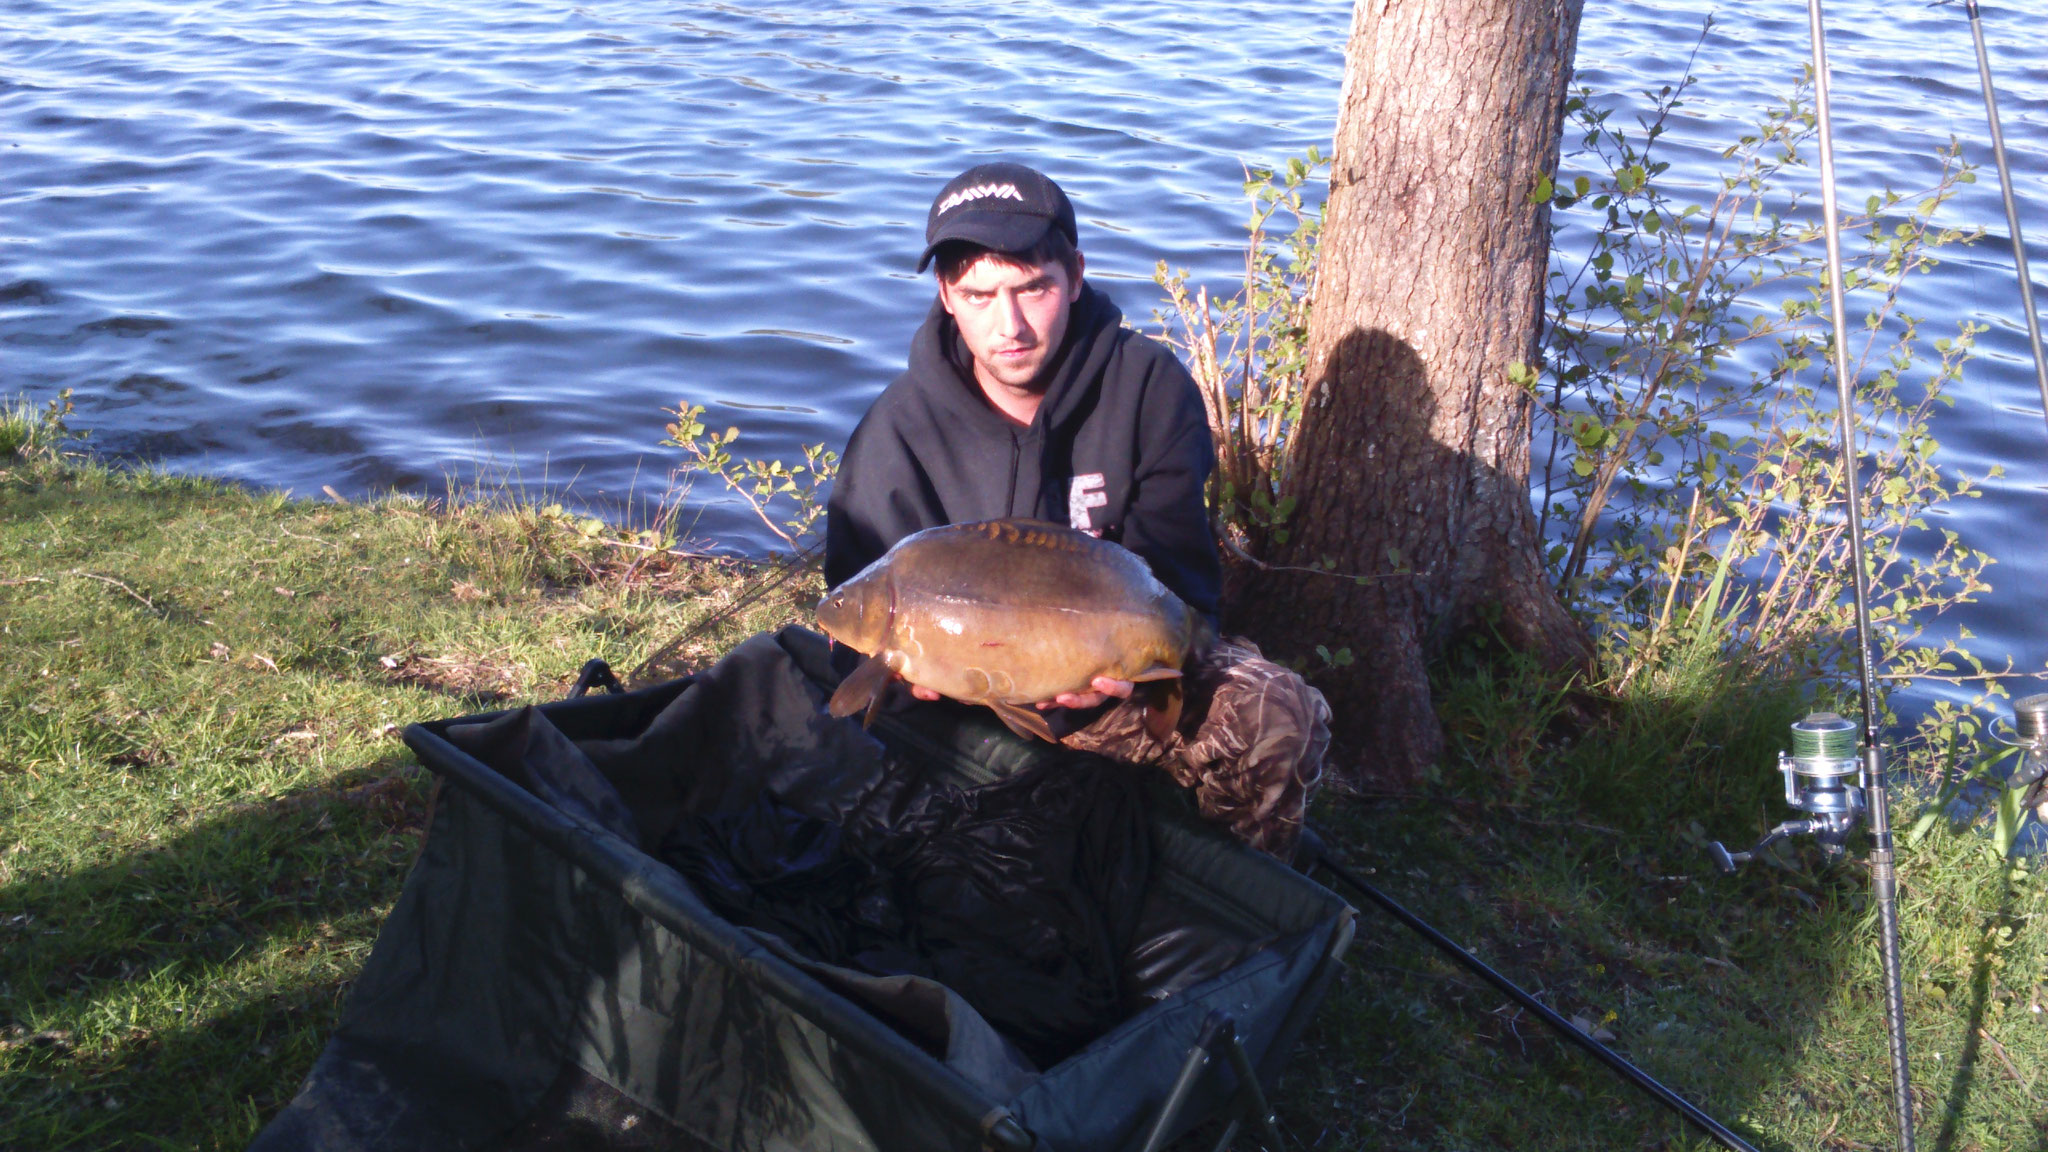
[828,653,896,727]
[1140,679,1184,743]
[988,699,1058,744]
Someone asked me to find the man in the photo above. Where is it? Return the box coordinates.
[825,162,1327,857]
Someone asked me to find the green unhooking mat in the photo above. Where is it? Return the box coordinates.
[250,627,1352,1152]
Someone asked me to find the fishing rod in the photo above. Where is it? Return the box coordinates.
[1300,831,1764,1152]
[1705,2,1917,1149]
[1313,7,2045,1149]
[627,537,825,686]
[1953,0,2048,434]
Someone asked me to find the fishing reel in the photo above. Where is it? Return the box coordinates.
[1990,693,2048,797]
[1709,713,1866,873]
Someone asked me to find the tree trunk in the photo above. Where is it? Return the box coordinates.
[1230,0,1592,786]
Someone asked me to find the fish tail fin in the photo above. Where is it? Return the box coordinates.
[989,699,1058,743]
[828,653,895,727]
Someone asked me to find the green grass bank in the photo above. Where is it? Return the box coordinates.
[3,456,2043,1151]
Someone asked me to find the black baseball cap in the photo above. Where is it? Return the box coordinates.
[916,162,1078,273]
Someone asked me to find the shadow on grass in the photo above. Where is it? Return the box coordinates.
[1931,868,2026,1152]
[1254,642,1901,1151]
[0,757,431,1150]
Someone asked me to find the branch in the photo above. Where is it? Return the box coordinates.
[69,569,163,616]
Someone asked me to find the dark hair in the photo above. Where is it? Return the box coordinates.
[933,229,1081,286]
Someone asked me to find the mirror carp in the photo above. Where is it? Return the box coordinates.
[816,518,1207,743]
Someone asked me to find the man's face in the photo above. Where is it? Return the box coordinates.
[937,251,1084,395]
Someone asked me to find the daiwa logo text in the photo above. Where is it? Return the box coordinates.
[936,183,1024,216]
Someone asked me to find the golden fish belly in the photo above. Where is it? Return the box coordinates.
[887,599,1180,704]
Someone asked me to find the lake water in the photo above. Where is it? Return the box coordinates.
[4,0,2044,716]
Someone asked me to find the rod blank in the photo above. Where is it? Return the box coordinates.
[1302,834,1762,1152]
[1962,0,2048,435]
[1801,3,1917,1146]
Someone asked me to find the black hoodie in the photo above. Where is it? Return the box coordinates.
[825,282,1222,623]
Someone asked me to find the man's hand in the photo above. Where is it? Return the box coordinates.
[1038,676,1134,711]
[903,676,1133,709]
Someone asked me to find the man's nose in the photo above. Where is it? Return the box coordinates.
[994,291,1028,339]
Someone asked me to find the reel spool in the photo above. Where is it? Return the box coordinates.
[1782,712,1864,822]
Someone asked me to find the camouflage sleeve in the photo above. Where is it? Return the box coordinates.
[1058,637,1329,860]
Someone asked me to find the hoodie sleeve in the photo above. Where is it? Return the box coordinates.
[1119,344,1223,626]
[825,389,944,589]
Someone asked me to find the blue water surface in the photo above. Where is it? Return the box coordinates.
[3,0,2044,702]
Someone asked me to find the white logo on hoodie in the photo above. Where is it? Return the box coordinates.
[1068,473,1107,535]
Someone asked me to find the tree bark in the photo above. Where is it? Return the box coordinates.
[1230,0,1593,785]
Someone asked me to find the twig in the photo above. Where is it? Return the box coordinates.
[1494,808,1624,837]
[1883,671,2048,685]
[1653,488,1703,638]
[1621,487,1703,693]
[584,536,721,559]
[69,570,162,616]
[1978,1028,2037,1100]
[1216,530,1418,581]
[1390,1085,1422,1127]
[278,527,338,549]
[0,576,52,588]
[566,551,605,584]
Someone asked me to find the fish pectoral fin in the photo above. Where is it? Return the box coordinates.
[1126,663,1184,684]
[1140,679,1184,743]
[988,699,1058,744]
[828,653,896,727]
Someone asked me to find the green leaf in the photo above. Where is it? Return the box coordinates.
[1994,783,2025,858]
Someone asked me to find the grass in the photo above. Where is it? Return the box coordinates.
[2,446,2043,1150]
[1276,639,2048,1151]
[0,393,70,460]
[0,451,818,1150]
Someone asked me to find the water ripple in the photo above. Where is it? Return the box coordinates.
[2,0,2044,682]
